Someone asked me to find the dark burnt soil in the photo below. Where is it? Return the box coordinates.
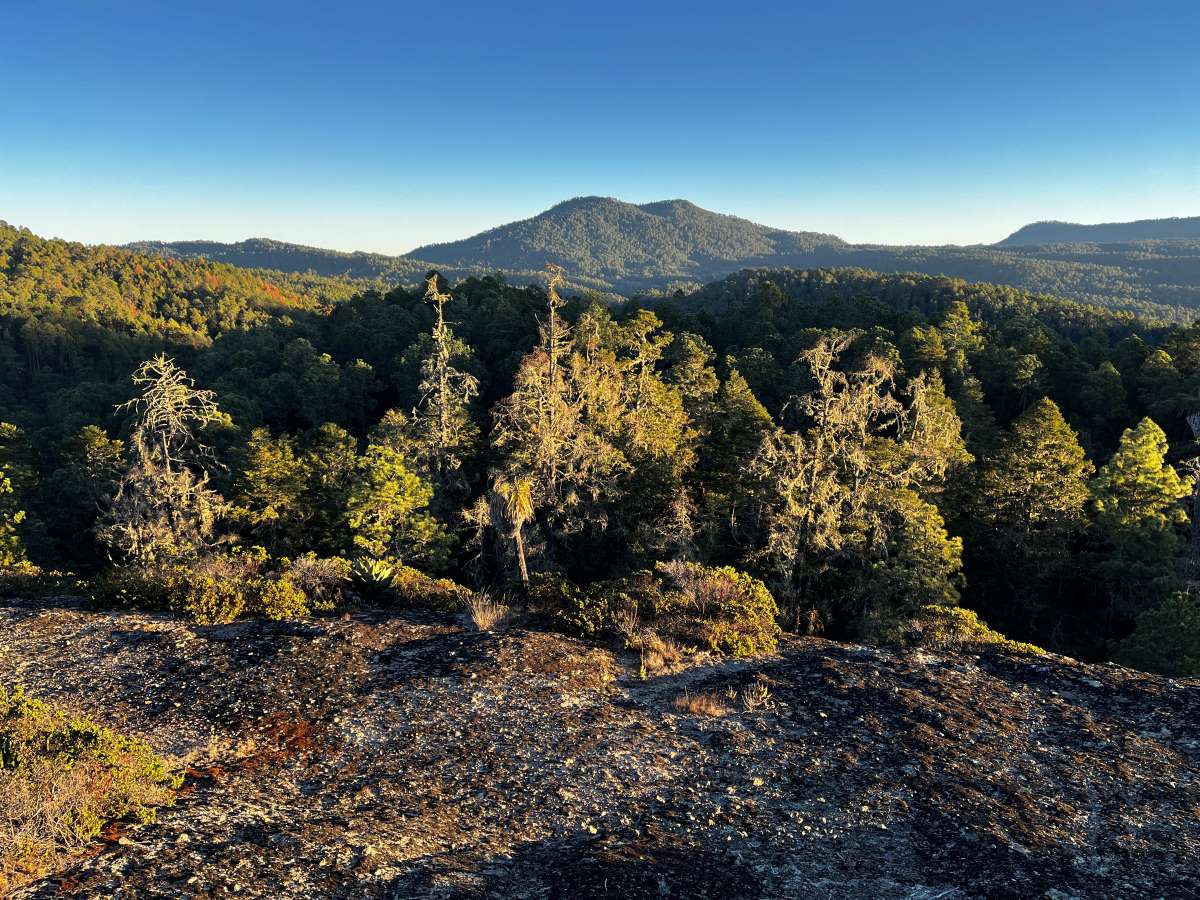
[1,598,1197,899]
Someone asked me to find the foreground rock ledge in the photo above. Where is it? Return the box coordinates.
[2,599,1197,899]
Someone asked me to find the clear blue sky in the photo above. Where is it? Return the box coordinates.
[2,0,1197,252]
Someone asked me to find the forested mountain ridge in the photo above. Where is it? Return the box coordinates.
[1000,215,1200,246]
[407,196,846,281]
[127,236,439,282]
[127,199,1200,318]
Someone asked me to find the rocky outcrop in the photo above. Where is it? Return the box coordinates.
[1,598,1197,899]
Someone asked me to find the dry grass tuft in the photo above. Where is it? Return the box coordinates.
[466,594,514,633]
[673,689,731,717]
[637,631,684,676]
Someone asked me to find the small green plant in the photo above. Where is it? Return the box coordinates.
[740,679,772,712]
[0,685,180,891]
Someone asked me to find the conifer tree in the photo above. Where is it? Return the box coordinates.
[346,444,450,569]
[1090,418,1192,616]
[230,427,308,555]
[1118,591,1200,676]
[402,273,480,506]
[0,453,27,568]
[969,397,1093,630]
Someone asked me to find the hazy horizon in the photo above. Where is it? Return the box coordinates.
[3,0,1198,254]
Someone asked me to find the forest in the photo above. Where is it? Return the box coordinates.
[3,220,1200,676]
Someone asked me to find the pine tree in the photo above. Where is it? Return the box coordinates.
[1118,591,1200,676]
[402,274,481,507]
[1090,418,1192,617]
[230,427,308,555]
[970,396,1093,630]
[0,456,27,568]
[346,445,450,569]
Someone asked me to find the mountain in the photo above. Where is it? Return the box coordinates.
[128,200,1200,319]
[406,196,846,283]
[999,216,1200,246]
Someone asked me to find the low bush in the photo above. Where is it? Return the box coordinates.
[886,605,1045,655]
[0,563,76,601]
[390,563,475,611]
[533,563,781,658]
[283,553,350,612]
[87,551,357,624]
[254,577,310,621]
[0,686,180,892]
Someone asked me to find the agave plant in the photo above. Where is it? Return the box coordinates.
[350,557,397,602]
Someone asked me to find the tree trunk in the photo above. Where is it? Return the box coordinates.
[513,525,530,592]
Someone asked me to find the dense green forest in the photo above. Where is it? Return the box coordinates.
[137,198,1200,320]
[4,221,1200,676]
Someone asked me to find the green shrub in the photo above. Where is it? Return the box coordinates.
[531,573,628,639]
[175,574,246,624]
[87,564,184,611]
[534,563,781,658]
[887,605,1045,655]
[653,562,781,657]
[349,557,475,611]
[0,685,179,891]
[1118,592,1200,676]
[254,577,310,621]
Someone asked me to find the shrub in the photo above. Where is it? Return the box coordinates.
[87,564,184,611]
[888,605,1045,655]
[0,563,76,601]
[534,564,781,658]
[653,562,781,657]
[0,686,180,892]
[531,574,633,639]
[175,574,246,624]
[390,564,475,611]
[254,577,310,621]
[283,554,350,612]
[1118,592,1200,676]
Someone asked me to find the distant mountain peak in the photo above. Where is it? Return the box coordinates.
[405,196,845,282]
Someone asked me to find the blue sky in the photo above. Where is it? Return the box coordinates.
[2,0,1197,252]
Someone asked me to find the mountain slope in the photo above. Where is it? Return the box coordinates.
[406,196,846,281]
[999,216,1200,246]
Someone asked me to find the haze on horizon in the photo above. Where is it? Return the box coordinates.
[2,0,1197,254]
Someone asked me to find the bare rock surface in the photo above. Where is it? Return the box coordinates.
[1,598,1198,899]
